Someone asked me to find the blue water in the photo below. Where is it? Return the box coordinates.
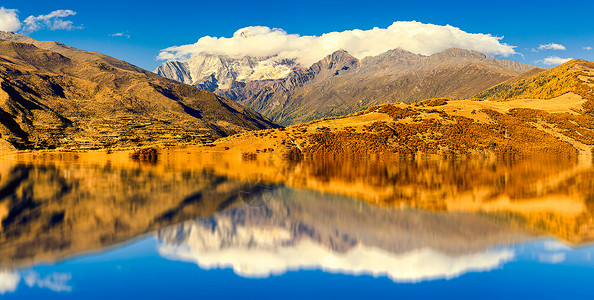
[2,237,593,299]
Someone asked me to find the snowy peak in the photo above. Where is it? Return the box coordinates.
[155,53,298,90]
[233,28,256,38]
[154,61,192,85]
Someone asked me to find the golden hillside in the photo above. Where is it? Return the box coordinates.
[0,33,277,151]
[475,59,594,102]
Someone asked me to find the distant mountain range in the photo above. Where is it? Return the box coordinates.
[156,48,537,125]
[0,31,276,151]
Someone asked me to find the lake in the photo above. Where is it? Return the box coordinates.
[0,149,593,299]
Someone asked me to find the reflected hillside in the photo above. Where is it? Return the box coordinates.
[0,157,258,268]
[158,188,525,281]
[2,142,594,271]
[144,147,594,244]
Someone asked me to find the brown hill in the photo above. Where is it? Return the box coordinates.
[0,32,277,151]
[213,48,536,125]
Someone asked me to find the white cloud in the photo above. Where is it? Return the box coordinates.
[585,46,592,51]
[158,21,517,66]
[22,10,81,33]
[0,7,21,32]
[110,32,130,39]
[538,43,566,51]
[24,271,72,292]
[540,56,573,66]
[0,271,20,294]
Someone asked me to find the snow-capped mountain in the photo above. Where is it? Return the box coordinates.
[155,28,299,90]
[155,53,297,90]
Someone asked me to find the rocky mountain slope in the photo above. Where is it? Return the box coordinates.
[157,47,536,125]
[0,31,277,151]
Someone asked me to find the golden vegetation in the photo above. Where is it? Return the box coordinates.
[476,59,594,102]
[415,97,449,107]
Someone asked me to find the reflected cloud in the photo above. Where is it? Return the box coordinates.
[0,271,20,294]
[157,191,520,282]
[24,271,72,292]
[543,241,572,252]
[538,253,566,264]
[160,239,514,282]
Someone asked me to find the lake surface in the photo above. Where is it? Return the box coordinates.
[1,149,593,299]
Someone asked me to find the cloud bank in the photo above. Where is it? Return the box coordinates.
[0,7,21,32]
[0,271,20,294]
[538,43,566,51]
[158,21,517,66]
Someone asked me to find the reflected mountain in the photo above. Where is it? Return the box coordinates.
[0,160,259,268]
[158,188,525,282]
[2,148,594,273]
[144,148,594,244]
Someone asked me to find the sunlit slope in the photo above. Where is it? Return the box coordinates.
[475,59,594,102]
[0,32,277,151]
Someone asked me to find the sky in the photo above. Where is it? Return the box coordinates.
[0,0,593,71]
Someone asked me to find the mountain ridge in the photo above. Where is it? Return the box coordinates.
[157,47,537,125]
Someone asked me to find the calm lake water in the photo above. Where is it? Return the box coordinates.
[1,150,593,299]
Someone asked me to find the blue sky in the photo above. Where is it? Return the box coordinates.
[1,0,593,71]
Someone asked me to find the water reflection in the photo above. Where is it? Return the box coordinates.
[0,159,256,268]
[158,188,520,281]
[0,149,594,297]
[0,271,19,294]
